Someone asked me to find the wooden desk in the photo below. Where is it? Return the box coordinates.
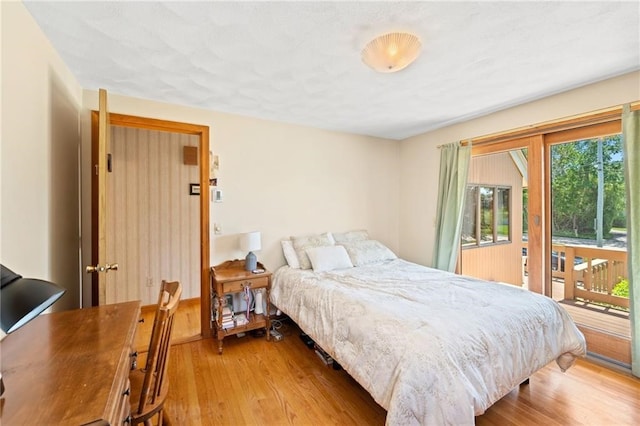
[1,301,141,425]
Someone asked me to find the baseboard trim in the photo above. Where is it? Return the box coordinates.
[585,352,633,375]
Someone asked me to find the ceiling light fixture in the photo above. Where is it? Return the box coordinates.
[361,32,421,73]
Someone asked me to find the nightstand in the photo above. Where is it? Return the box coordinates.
[210,259,271,354]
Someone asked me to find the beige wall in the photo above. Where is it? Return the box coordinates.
[1,2,83,311]
[399,71,640,267]
[80,92,400,306]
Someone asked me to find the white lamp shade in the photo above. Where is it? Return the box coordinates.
[239,231,261,252]
[361,32,421,73]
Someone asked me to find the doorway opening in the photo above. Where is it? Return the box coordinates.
[548,134,630,365]
[91,112,210,343]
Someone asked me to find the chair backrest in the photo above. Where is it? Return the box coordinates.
[135,280,182,415]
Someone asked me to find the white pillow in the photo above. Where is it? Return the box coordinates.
[281,240,300,269]
[340,240,397,266]
[291,232,334,270]
[332,229,369,243]
[306,245,354,272]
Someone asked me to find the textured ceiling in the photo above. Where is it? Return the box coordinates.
[24,1,640,140]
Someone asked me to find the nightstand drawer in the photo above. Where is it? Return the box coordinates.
[223,276,269,293]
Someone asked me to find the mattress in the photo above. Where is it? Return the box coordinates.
[270,259,586,425]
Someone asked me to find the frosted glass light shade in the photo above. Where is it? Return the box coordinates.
[361,32,421,73]
[240,231,261,252]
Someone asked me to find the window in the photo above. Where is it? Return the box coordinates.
[480,187,494,243]
[462,185,511,248]
[496,188,510,242]
[461,187,478,246]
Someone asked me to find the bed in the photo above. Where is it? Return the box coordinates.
[270,233,587,425]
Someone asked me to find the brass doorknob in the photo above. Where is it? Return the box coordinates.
[86,263,119,273]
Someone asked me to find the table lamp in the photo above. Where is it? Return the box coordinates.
[239,231,261,271]
[1,264,66,396]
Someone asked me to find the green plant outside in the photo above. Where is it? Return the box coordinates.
[612,278,629,298]
[497,224,509,234]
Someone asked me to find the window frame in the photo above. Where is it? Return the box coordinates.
[462,183,512,249]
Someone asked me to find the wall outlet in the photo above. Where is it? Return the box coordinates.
[146,277,153,287]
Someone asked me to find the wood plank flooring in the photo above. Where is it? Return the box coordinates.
[158,313,640,425]
[165,320,386,425]
[134,297,202,350]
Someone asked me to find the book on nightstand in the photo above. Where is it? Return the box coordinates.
[221,306,235,329]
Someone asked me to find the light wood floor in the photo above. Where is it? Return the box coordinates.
[154,311,640,425]
[134,297,202,350]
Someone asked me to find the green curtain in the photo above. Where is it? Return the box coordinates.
[622,105,639,377]
[432,141,471,272]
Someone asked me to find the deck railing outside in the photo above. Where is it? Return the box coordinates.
[563,245,628,309]
[522,243,628,309]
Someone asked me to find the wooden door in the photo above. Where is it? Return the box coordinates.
[88,89,119,304]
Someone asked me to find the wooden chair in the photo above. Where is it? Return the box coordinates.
[130,280,182,425]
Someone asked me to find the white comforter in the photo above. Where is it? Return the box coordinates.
[270,259,586,425]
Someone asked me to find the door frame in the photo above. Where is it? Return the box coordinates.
[91,112,211,339]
